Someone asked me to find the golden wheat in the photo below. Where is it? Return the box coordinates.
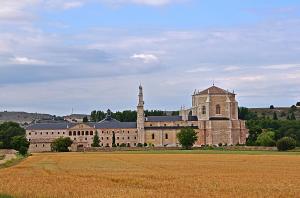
[0,152,300,198]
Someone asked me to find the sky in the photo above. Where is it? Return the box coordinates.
[0,0,300,115]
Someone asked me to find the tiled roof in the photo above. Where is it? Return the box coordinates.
[95,118,136,129]
[26,123,75,130]
[197,86,234,95]
[146,116,182,122]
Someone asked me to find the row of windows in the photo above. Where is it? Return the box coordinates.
[29,132,65,135]
[101,131,137,134]
[149,124,194,127]
[69,131,94,136]
[101,136,137,140]
[33,143,137,148]
[151,133,169,140]
[201,105,221,115]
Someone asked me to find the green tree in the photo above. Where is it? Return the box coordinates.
[11,135,30,155]
[82,116,88,122]
[91,110,97,122]
[51,137,73,152]
[276,137,296,151]
[270,105,275,109]
[91,131,100,147]
[0,122,26,149]
[176,127,198,149]
[273,112,278,120]
[290,112,296,120]
[255,130,276,146]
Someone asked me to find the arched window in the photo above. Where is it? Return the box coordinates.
[165,133,168,139]
[216,104,221,114]
[152,133,155,139]
[202,106,206,114]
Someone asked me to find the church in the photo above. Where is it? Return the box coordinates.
[26,85,248,152]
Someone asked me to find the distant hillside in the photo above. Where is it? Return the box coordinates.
[0,111,54,125]
[249,107,300,120]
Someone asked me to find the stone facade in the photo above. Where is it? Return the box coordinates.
[26,85,248,152]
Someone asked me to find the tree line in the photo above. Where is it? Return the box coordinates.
[89,110,179,122]
[239,107,299,149]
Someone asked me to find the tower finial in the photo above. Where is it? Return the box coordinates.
[213,80,215,86]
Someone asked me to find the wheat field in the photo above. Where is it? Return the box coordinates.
[0,151,300,198]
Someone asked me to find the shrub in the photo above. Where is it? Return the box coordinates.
[143,143,147,147]
[11,135,30,155]
[255,130,276,146]
[218,143,222,147]
[276,137,296,151]
[137,143,143,147]
[51,137,73,152]
[176,127,198,149]
[120,143,126,147]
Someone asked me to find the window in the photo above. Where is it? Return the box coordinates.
[85,138,87,140]
[117,137,119,140]
[43,144,45,147]
[85,131,89,135]
[51,132,54,135]
[128,131,129,133]
[202,106,206,114]
[165,133,169,139]
[134,136,136,139]
[63,132,65,135]
[81,131,84,135]
[77,131,80,136]
[29,132,31,135]
[117,143,119,146]
[134,143,136,146]
[35,132,37,135]
[36,144,37,147]
[74,138,76,140]
[58,132,60,135]
[150,124,152,126]
[40,132,42,135]
[73,131,76,136]
[164,124,166,126]
[107,137,109,140]
[69,131,72,136]
[216,104,221,114]
[101,137,103,140]
[90,131,93,136]
[152,133,155,139]
[46,132,48,135]
[128,137,130,140]
[106,143,109,147]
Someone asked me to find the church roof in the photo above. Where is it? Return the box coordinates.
[95,118,136,129]
[146,116,182,122]
[196,86,234,95]
[26,123,75,130]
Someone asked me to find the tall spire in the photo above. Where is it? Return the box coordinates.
[138,84,144,106]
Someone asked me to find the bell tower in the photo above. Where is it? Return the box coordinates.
[137,84,145,144]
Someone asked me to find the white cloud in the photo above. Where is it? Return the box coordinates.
[262,63,300,70]
[131,53,158,63]
[0,0,38,21]
[10,56,46,65]
[63,1,85,9]
[186,67,212,73]
[224,66,240,71]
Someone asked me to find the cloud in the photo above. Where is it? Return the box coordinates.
[0,0,38,21]
[186,67,213,73]
[224,66,240,71]
[131,53,158,63]
[62,1,85,9]
[262,64,300,70]
[10,56,46,65]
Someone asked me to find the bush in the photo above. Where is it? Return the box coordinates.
[218,143,222,147]
[11,135,30,155]
[51,137,73,152]
[120,143,126,147]
[143,143,147,147]
[255,130,276,147]
[276,137,296,151]
[137,143,143,147]
[176,127,198,149]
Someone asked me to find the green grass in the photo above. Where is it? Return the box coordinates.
[0,194,15,198]
[0,154,26,169]
[83,149,300,155]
